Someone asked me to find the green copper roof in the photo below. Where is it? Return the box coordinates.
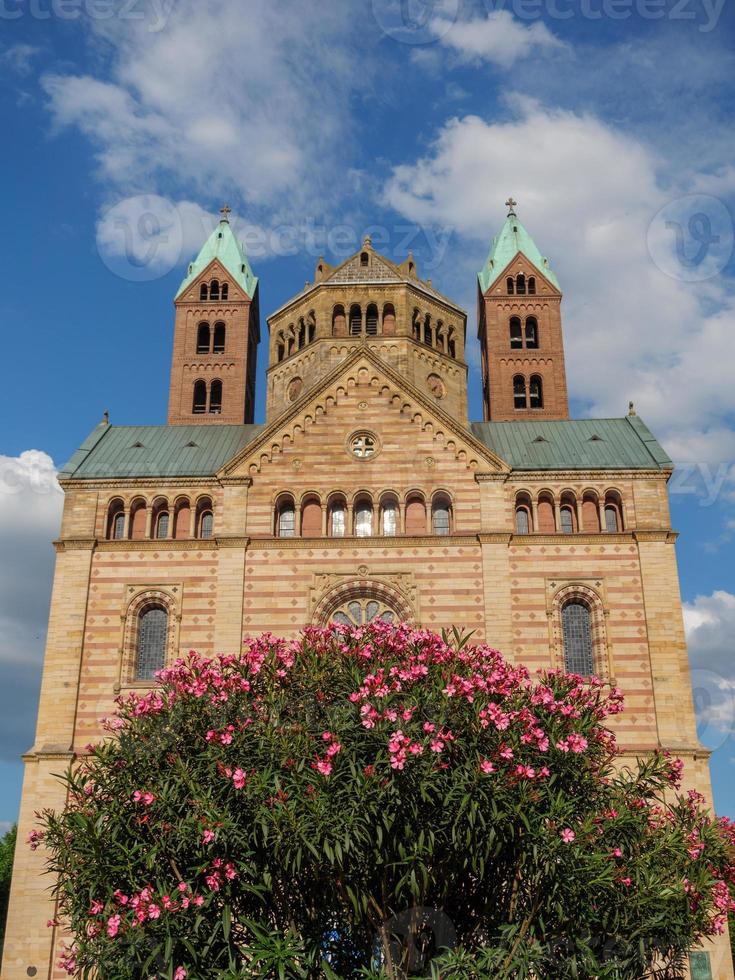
[60,416,670,481]
[59,424,263,479]
[478,210,560,294]
[470,417,672,471]
[176,216,258,300]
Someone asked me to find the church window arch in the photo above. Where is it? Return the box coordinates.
[447,328,456,359]
[423,314,432,346]
[308,312,316,344]
[516,273,526,295]
[328,494,347,537]
[209,279,220,301]
[195,497,214,539]
[432,492,452,536]
[354,494,374,537]
[192,380,207,414]
[405,492,427,535]
[581,491,601,532]
[301,494,322,538]
[529,375,543,409]
[275,494,296,538]
[173,497,191,539]
[366,304,379,336]
[528,277,536,295]
[513,375,527,409]
[128,497,147,540]
[221,282,229,301]
[510,317,523,349]
[213,322,226,354]
[380,493,399,536]
[135,606,168,681]
[506,276,515,295]
[515,492,533,534]
[152,497,169,540]
[332,305,346,336]
[106,498,125,540]
[525,316,539,349]
[209,379,223,414]
[561,601,594,676]
[199,282,208,301]
[604,490,624,532]
[349,304,362,336]
[298,318,306,349]
[196,322,210,354]
[552,584,609,680]
[560,492,577,534]
[382,304,396,335]
[360,251,369,267]
[537,491,556,532]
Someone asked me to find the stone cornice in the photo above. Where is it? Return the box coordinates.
[54,538,96,552]
[507,469,670,482]
[60,477,223,491]
[475,472,510,484]
[478,533,513,544]
[247,534,481,550]
[633,530,679,543]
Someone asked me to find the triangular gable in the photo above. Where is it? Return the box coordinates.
[218,344,510,478]
[479,250,561,298]
[323,248,404,285]
[176,257,255,305]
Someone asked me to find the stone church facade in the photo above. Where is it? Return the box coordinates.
[3,204,731,978]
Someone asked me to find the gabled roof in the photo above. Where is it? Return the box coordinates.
[268,239,466,320]
[176,213,258,300]
[478,209,560,294]
[469,417,672,471]
[59,423,263,480]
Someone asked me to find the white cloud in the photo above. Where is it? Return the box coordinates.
[0,452,63,761]
[383,99,735,482]
[430,10,564,68]
[0,43,40,77]
[41,0,367,218]
[684,591,735,741]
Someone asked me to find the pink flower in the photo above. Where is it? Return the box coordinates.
[560,829,575,844]
[232,768,247,789]
[27,829,44,851]
[174,968,187,980]
[480,759,496,775]
[89,900,104,915]
[202,830,215,845]
[106,914,121,938]
[313,759,332,777]
[148,904,161,920]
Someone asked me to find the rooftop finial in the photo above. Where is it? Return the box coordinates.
[628,401,636,416]
[363,233,372,247]
[505,197,518,217]
[219,203,232,222]
[102,410,110,425]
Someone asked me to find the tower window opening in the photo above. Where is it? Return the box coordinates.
[513,375,527,409]
[560,506,575,534]
[432,495,451,536]
[360,252,369,267]
[354,498,373,537]
[196,322,210,354]
[221,282,229,301]
[192,379,207,414]
[510,317,523,349]
[562,601,594,676]
[516,273,526,295]
[209,279,220,301]
[506,276,514,295]
[213,322,226,354]
[528,277,536,295]
[209,380,223,414]
[525,317,538,349]
[366,304,379,336]
[135,606,168,681]
[349,304,362,336]
[529,375,543,409]
[199,283,208,301]
[276,496,296,538]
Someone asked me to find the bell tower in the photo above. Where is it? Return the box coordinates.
[168,206,260,425]
[477,200,569,422]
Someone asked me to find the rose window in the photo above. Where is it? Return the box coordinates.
[331,597,397,627]
[350,432,377,459]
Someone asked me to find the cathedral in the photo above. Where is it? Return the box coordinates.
[3,203,731,979]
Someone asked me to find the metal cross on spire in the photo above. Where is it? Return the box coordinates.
[219,203,232,222]
[505,197,518,216]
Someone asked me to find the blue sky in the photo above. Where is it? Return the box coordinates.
[1,0,735,829]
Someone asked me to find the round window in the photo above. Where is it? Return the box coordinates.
[287,377,303,402]
[348,431,379,460]
[331,597,397,627]
[427,373,446,399]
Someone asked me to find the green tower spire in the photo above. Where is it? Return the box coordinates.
[176,204,258,300]
[478,199,559,293]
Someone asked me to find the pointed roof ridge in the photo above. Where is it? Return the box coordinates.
[478,206,560,294]
[176,208,258,300]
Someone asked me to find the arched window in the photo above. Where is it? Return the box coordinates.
[432,494,451,536]
[209,380,223,414]
[354,497,373,537]
[328,496,346,537]
[107,499,125,540]
[209,279,220,301]
[604,492,623,532]
[298,319,306,349]
[506,276,515,295]
[332,597,397,627]
[423,315,432,346]
[129,498,147,540]
[196,498,214,539]
[213,322,225,354]
[196,322,210,354]
[513,375,527,410]
[308,314,316,344]
[287,330,295,356]
[562,601,594,676]
[366,304,379,336]
[447,330,456,359]
[221,282,229,301]
[516,273,526,295]
[349,304,362,336]
[383,304,396,335]
[192,380,207,414]
[276,496,296,538]
[199,283,208,301]
[529,375,543,409]
[525,317,538,349]
[301,495,322,538]
[332,305,346,336]
[405,494,426,535]
[380,495,398,536]
[515,493,533,534]
[436,322,445,353]
[528,277,536,295]
[560,506,575,534]
[510,317,523,349]
[155,508,169,539]
[135,606,168,681]
[360,251,369,267]
[412,310,421,342]
[173,498,191,539]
